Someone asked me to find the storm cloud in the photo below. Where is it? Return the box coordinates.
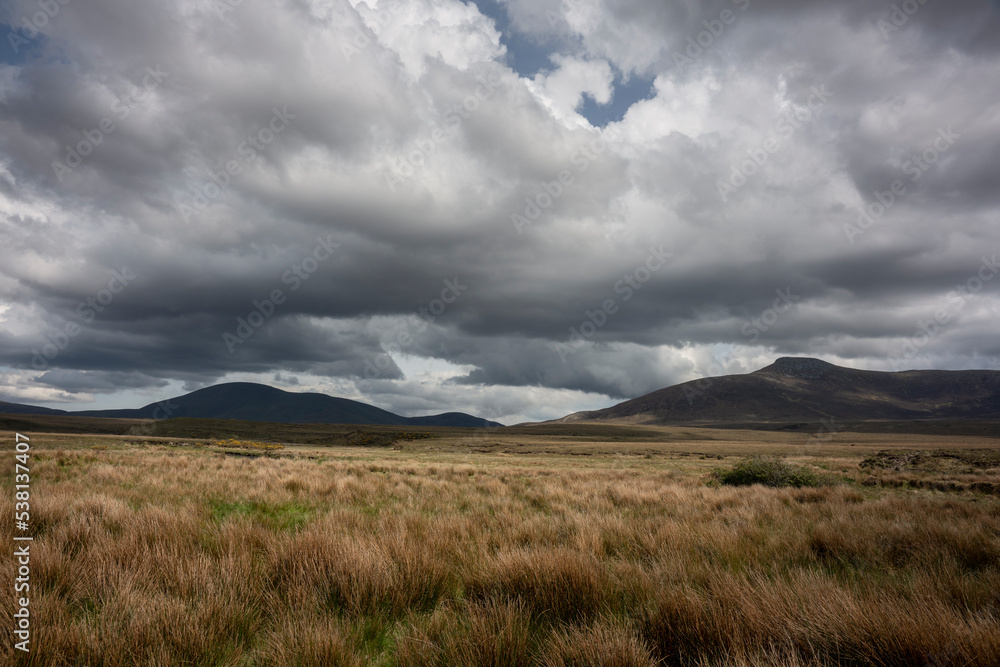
[1,0,999,423]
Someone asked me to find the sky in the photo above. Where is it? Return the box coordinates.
[1,0,999,425]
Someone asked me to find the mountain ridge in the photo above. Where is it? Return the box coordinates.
[560,357,1000,425]
[0,382,504,428]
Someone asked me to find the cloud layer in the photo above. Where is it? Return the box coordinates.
[1,0,999,423]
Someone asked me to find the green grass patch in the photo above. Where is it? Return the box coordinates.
[210,500,313,531]
[356,617,397,661]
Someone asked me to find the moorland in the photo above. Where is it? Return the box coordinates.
[2,418,998,666]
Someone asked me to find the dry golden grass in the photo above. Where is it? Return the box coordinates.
[1,431,998,666]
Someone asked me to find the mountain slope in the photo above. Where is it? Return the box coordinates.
[0,401,69,416]
[4,382,503,427]
[563,358,1000,424]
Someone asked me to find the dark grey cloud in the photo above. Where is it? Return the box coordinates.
[1,0,999,422]
[32,369,169,394]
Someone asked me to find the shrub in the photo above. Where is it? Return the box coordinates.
[716,456,820,488]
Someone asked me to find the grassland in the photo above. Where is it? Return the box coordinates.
[2,425,999,666]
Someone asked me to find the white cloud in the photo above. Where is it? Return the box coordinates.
[349,0,504,79]
[526,54,614,127]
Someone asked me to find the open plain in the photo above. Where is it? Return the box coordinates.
[3,423,999,666]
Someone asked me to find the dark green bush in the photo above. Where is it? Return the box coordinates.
[716,456,820,488]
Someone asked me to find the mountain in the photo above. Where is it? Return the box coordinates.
[561,357,1000,424]
[3,383,503,427]
[0,401,68,416]
[74,383,408,424]
[406,412,503,428]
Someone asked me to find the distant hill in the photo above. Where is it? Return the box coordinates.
[561,357,1000,425]
[0,401,68,416]
[407,412,505,428]
[2,382,503,427]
